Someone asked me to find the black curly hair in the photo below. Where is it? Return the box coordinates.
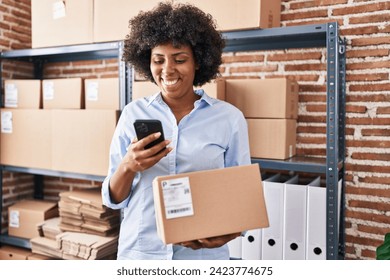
[123,2,225,87]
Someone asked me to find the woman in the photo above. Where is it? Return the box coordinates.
[102,2,251,260]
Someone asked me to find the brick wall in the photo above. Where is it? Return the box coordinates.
[277,0,389,260]
[1,0,389,260]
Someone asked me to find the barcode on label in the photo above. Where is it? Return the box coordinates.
[162,177,194,219]
[167,207,191,214]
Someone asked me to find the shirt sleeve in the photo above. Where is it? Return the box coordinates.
[101,107,138,209]
[224,109,252,167]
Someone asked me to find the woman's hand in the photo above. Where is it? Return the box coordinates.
[124,132,172,172]
[177,232,241,250]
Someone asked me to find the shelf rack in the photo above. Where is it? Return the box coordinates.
[223,22,346,259]
[0,22,345,259]
[0,41,132,249]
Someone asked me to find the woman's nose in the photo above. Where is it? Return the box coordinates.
[162,60,175,74]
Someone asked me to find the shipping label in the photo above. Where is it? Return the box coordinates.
[161,177,194,219]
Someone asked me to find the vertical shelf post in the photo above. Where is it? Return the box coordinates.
[326,22,342,260]
[338,37,347,258]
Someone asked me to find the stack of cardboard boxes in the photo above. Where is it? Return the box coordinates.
[226,78,299,160]
[4,190,120,260]
[0,77,119,176]
[30,218,118,260]
[31,0,281,48]
[29,194,120,260]
[58,189,120,237]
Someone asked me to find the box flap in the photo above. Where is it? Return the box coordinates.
[10,199,58,212]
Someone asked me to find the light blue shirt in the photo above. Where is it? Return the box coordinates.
[102,89,251,260]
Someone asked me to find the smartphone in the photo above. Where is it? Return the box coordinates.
[133,119,165,150]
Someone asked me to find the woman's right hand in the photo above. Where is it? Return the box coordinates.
[109,132,172,204]
[124,132,172,172]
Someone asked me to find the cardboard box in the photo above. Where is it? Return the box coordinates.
[84,78,120,110]
[42,78,84,109]
[132,81,160,101]
[94,0,164,43]
[51,110,119,176]
[196,78,225,100]
[0,245,33,260]
[153,164,269,244]
[226,78,299,119]
[31,0,93,48]
[247,118,296,159]
[8,199,59,240]
[4,79,41,109]
[174,0,281,30]
[132,79,225,101]
[0,109,52,169]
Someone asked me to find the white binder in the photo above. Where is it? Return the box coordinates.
[261,173,285,260]
[337,178,342,235]
[305,177,343,260]
[228,236,242,259]
[242,229,262,260]
[306,176,326,259]
[283,175,307,260]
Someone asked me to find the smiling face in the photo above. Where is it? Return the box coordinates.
[150,42,197,103]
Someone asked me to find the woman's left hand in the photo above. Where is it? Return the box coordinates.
[177,232,241,250]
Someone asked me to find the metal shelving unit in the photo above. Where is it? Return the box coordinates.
[0,22,345,259]
[224,22,346,260]
[0,41,132,249]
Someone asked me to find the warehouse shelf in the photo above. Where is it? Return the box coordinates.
[224,24,327,52]
[0,41,131,109]
[0,22,345,260]
[0,234,31,249]
[252,156,344,174]
[1,165,105,182]
[225,22,346,260]
[0,41,132,251]
[0,41,121,62]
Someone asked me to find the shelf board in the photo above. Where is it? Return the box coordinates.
[0,41,122,62]
[0,234,31,249]
[0,22,335,62]
[252,156,328,173]
[223,23,329,52]
[2,165,105,182]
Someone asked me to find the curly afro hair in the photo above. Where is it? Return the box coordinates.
[123,2,225,87]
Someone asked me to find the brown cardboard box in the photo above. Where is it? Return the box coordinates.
[42,78,84,109]
[51,110,119,176]
[0,109,52,169]
[4,79,41,109]
[31,0,93,48]
[153,164,269,244]
[132,79,225,101]
[226,78,299,119]
[8,199,58,240]
[84,78,120,110]
[94,0,165,43]
[174,0,281,30]
[196,78,225,100]
[0,245,33,260]
[247,118,296,159]
[132,81,160,100]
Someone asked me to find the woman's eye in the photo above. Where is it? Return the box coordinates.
[176,60,185,64]
[153,60,164,64]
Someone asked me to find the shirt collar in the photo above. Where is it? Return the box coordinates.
[146,88,217,107]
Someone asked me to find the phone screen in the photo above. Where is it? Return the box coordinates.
[133,119,165,150]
